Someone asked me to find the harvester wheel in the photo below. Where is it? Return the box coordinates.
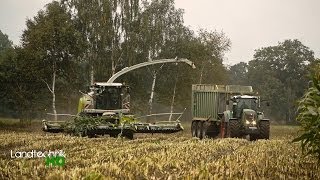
[259,121,270,139]
[228,120,241,138]
[191,121,198,137]
[110,133,118,138]
[123,132,134,140]
[196,121,203,139]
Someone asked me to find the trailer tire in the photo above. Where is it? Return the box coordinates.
[201,122,208,139]
[228,120,241,138]
[191,121,198,137]
[196,121,203,139]
[259,121,270,139]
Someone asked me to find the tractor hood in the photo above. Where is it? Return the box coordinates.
[242,109,257,121]
[243,109,257,115]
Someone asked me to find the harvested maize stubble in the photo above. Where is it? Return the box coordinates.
[0,125,319,179]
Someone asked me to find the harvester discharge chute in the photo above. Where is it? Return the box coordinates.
[42,58,195,139]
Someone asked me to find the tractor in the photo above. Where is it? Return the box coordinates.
[190,84,270,140]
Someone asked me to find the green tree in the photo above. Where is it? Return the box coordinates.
[21,1,84,120]
[248,39,315,122]
[228,62,248,85]
[0,30,12,54]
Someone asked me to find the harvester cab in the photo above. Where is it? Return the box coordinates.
[78,82,130,116]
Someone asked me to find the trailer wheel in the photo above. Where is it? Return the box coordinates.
[228,120,241,138]
[191,121,198,137]
[196,121,203,139]
[201,122,208,139]
[259,121,270,139]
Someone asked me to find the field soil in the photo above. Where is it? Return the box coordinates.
[0,120,319,179]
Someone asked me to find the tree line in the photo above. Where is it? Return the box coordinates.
[0,0,318,123]
[0,0,230,121]
[229,39,319,123]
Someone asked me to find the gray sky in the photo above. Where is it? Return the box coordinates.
[1,0,319,65]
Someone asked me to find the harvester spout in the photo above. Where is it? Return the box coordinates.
[106,58,196,83]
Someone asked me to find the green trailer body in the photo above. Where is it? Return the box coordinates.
[191,84,254,121]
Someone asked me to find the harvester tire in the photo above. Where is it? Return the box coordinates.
[191,121,198,137]
[123,132,134,140]
[196,121,203,139]
[259,121,270,139]
[228,120,241,138]
[110,133,118,138]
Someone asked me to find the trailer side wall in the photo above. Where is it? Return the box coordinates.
[191,84,254,121]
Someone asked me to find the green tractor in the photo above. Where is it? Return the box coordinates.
[223,95,270,140]
[191,84,270,140]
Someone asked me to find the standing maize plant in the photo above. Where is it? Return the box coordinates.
[294,64,320,161]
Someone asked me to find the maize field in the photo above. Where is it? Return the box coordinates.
[0,124,319,179]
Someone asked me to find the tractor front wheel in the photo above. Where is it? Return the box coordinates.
[228,120,241,138]
[259,121,270,139]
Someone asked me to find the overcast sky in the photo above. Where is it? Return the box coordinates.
[1,0,319,65]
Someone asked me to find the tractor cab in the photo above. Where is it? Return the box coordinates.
[230,95,259,119]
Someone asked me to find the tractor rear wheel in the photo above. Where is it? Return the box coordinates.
[196,121,203,139]
[191,121,198,137]
[228,120,241,138]
[259,121,270,139]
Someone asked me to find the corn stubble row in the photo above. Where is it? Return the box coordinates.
[0,129,319,179]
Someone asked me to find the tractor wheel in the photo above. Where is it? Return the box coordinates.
[228,120,241,138]
[259,121,270,139]
[191,121,198,137]
[201,122,208,139]
[196,121,203,139]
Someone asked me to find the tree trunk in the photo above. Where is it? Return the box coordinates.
[199,62,205,84]
[52,66,57,121]
[149,71,157,116]
[169,76,178,121]
[90,64,94,85]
